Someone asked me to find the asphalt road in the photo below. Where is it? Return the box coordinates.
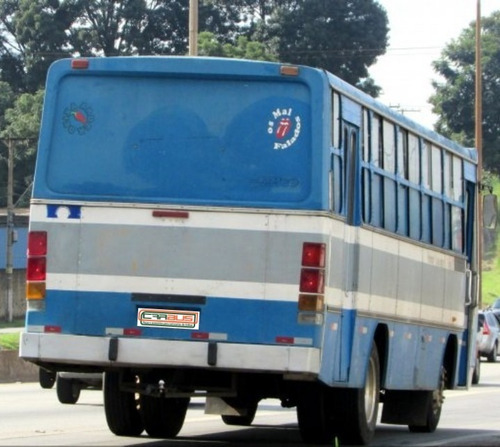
[1,362,500,446]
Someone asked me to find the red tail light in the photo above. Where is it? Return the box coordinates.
[483,321,491,335]
[27,231,47,300]
[300,268,325,293]
[27,257,46,281]
[298,242,327,317]
[28,231,47,256]
[302,243,326,267]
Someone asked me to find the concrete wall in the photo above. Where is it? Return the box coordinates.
[0,269,27,320]
[0,350,38,383]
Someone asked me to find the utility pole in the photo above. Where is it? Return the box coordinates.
[189,0,199,56]
[5,137,14,322]
[475,0,483,307]
[1,137,36,322]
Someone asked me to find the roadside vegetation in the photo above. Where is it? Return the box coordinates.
[481,176,500,308]
[0,318,24,350]
[0,332,20,350]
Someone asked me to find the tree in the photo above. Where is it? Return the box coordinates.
[0,0,76,92]
[0,90,43,206]
[0,0,240,88]
[68,0,239,56]
[198,31,276,61]
[254,0,388,92]
[430,11,500,174]
[0,0,391,206]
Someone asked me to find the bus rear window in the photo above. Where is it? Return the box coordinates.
[44,75,312,208]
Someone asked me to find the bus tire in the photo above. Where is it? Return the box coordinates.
[56,376,80,404]
[487,342,498,363]
[335,343,380,445]
[296,383,336,444]
[221,400,258,426]
[39,368,56,389]
[408,367,445,433]
[472,353,481,385]
[141,395,189,438]
[103,371,143,436]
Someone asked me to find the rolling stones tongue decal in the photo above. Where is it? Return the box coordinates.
[268,107,302,150]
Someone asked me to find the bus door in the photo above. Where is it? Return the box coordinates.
[458,179,478,386]
[337,116,361,382]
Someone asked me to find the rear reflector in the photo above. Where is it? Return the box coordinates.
[276,336,313,345]
[191,332,228,341]
[192,332,209,340]
[71,59,89,69]
[280,65,299,76]
[152,210,190,219]
[106,327,142,336]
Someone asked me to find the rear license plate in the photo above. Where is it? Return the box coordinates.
[137,308,200,330]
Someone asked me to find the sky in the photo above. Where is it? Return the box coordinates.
[370,0,500,128]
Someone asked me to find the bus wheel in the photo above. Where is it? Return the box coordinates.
[141,395,190,438]
[296,383,336,444]
[221,400,258,426]
[335,343,380,445]
[472,353,481,385]
[56,376,80,404]
[103,371,144,436]
[39,368,56,389]
[408,367,445,433]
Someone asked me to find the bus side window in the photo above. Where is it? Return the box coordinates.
[396,128,409,236]
[332,91,341,149]
[331,153,343,214]
[408,133,421,240]
[383,120,396,232]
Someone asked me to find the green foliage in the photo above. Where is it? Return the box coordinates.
[431,11,500,175]
[0,0,391,207]
[0,89,43,206]
[255,0,388,90]
[481,175,500,307]
[0,321,23,351]
[198,31,276,61]
[0,332,20,350]
[2,89,43,139]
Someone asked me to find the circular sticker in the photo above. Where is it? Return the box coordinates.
[62,103,95,135]
[267,107,302,150]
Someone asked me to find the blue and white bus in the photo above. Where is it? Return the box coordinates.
[21,57,478,445]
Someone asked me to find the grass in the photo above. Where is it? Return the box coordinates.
[0,318,24,329]
[0,332,21,350]
[0,318,24,350]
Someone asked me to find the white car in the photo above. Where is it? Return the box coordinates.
[477,311,500,362]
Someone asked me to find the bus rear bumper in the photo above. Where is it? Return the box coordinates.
[20,332,321,375]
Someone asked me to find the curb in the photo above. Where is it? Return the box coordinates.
[0,350,38,383]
